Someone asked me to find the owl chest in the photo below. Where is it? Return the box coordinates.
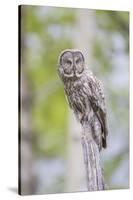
[66,81,81,97]
[65,80,87,112]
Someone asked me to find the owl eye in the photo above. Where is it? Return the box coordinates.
[76,58,80,64]
[66,60,72,65]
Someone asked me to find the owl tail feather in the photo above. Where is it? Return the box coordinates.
[102,137,107,149]
[81,135,105,191]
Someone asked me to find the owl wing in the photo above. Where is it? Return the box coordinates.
[87,75,108,148]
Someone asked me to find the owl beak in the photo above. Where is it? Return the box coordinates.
[73,65,76,76]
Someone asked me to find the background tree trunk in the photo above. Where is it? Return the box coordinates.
[66,9,105,191]
[66,9,94,191]
[19,6,37,195]
[66,113,86,191]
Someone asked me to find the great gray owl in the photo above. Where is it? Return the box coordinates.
[58,49,108,151]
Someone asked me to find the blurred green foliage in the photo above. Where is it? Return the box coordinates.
[22,6,75,157]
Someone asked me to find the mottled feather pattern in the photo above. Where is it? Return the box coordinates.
[58,50,108,151]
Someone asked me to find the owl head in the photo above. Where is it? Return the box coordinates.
[58,49,85,79]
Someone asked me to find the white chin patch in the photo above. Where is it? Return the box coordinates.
[75,72,82,77]
[65,73,74,77]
